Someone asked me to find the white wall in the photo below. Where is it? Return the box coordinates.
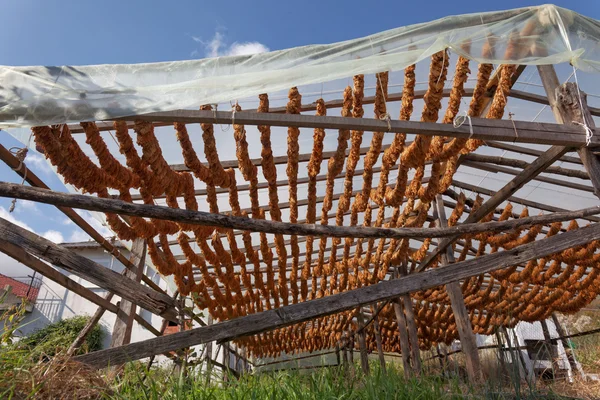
[14,246,169,351]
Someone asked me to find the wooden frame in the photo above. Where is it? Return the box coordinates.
[0,60,598,383]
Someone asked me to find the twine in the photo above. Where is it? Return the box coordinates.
[571,65,594,146]
[453,111,474,139]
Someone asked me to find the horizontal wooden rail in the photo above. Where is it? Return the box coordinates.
[108,110,599,147]
[0,182,598,241]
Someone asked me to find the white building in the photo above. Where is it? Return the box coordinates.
[4,240,169,350]
[0,239,235,374]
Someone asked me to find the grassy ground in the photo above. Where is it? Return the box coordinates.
[2,298,599,399]
[3,353,596,400]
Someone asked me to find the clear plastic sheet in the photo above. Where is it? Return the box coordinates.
[1,4,599,131]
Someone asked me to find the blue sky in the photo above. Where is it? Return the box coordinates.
[0,0,599,276]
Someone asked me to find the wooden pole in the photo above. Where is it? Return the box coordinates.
[398,265,422,375]
[205,314,214,385]
[509,327,534,383]
[393,298,412,378]
[73,220,600,369]
[107,109,599,147]
[110,238,147,348]
[434,194,482,382]
[348,335,355,365]
[551,313,584,379]
[145,291,180,371]
[357,312,370,375]
[500,327,523,382]
[540,319,560,379]
[342,344,349,370]
[537,65,600,200]
[370,305,387,373]
[222,341,230,382]
[2,183,599,243]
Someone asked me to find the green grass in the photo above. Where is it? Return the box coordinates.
[103,361,570,400]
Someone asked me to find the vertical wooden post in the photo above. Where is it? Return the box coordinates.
[509,327,534,383]
[396,260,422,375]
[540,319,559,378]
[501,327,524,382]
[342,344,349,369]
[435,345,445,373]
[205,314,213,385]
[495,329,509,379]
[394,301,412,376]
[371,304,387,373]
[551,313,584,379]
[397,263,422,375]
[348,334,355,365]
[537,65,600,200]
[434,195,482,382]
[144,291,180,372]
[393,296,412,378]
[357,312,370,375]
[335,344,341,367]
[222,341,230,382]
[110,238,146,348]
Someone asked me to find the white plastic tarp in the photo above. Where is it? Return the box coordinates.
[1,4,600,131]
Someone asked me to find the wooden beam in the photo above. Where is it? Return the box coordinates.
[434,194,481,382]
[110,109,599,147]
[463,153,589,180]
[2,182,599,243]
[0,240,117,313]
[74,218,600,368]
[551,313,584,379]
[393,297,412,378]
[417,144,570,272]
[110,238,146,348]
[0,144,168,297]
[0,216,178,321]
[540,319,559,378]
[461,160,594,193]
[397,263,422,374]
[537,65,600,200]
[449,179,600,223]
[356,312,370,375]
[370,304,386,373]
[485,141,582,166]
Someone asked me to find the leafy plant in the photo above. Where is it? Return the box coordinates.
[17,315,105,358]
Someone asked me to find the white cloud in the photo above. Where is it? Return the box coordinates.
[227,42,270,57]
[0,206,35,232]
[75,210,113,238]
[68,229,91,243]
[26,153,54,176]
[13,199,39,214]
[42,230,64,244]
[192,31,269,58]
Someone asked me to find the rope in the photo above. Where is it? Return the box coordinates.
[508,112,519,143]
[453,110,474,139]
[8,146,29,213]
[571,65,594,146]
[379,112,392,132]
